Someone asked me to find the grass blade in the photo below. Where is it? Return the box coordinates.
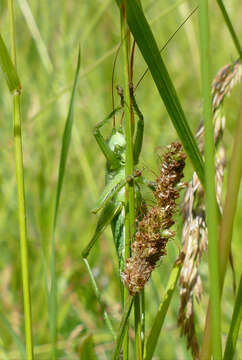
[83,258,116,339]
[199,0,221,358]
[216,0,242,59]
[115,0,205,186]
[144,257,183,360]
[223,274,242,360]
[49,49,81,359]
[0,34,21,93]
[200,88,242,360]
[17,0,53,73]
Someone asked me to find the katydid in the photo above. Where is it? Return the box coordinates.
[82,84,144,270]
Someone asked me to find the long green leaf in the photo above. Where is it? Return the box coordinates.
[144,258,183,360]
[0,34,21,93]
[115,0,205,186]
[49,49,81,359]
[223,274,242,360]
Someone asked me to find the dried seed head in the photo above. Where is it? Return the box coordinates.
[122,142,186,295]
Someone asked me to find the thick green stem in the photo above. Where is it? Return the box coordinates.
[199,0,222,359]
[8,1,34,359]
[200,95,242,360]
[120,1,140,358]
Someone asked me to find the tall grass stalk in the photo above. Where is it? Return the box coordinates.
[120,3,137,358]
[8,0,34,358]
[198,1,222,359]
[201,94,242,360]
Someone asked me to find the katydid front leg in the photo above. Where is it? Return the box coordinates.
[93,108,121,170]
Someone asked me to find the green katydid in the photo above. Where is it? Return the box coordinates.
[81,6,198,337]
[82,84,144,270]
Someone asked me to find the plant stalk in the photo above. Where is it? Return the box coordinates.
[120,1,141,358]
[8,1,34,359]
[200,94,242,360]
[198,0,222,359]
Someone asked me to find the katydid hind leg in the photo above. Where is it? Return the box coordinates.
[82,201,122,259]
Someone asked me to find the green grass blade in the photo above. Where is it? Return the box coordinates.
[144,258,183,360]
[0,312,25,359]
[83,258,116,339]
[199,0,222,359]
[0,34,21,93]
[17,0,53,73]
[49,49,81,359]
[115,0,205,186]
[201,88,242,360]
[216,0,242,59]
[223,274,242,360]
[112,295,134,360]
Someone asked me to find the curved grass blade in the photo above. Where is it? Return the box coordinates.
[115,0,205,186]
[49,49,81,359]
[83,259,116,339]
[144,256,184,360]
[0,34,21,93]
[223,274,242,360]
[17,0,53,73]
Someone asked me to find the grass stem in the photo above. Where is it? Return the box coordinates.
[8,1,34,358]
[120,2,137,358]
[198,0,222,358]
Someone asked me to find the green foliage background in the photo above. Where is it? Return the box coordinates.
[0,0,241,359]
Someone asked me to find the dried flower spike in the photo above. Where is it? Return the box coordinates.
[122,142,186,295]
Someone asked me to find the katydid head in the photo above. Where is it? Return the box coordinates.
[107,128,126,166]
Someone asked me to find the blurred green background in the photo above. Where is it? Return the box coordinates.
[0,0,241,359]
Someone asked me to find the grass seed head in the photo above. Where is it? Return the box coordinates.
[122,142,186,295]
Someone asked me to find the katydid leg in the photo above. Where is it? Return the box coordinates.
[93,107,121,170]
[82,201,122,258]
[129,83,144,165]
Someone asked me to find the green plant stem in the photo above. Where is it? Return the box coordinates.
[216,0,242,59]
[199,0,222,359]
[134,295,142,359]
[120,2,137,358]
[8,1,34,359]
[200,95,242,360]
